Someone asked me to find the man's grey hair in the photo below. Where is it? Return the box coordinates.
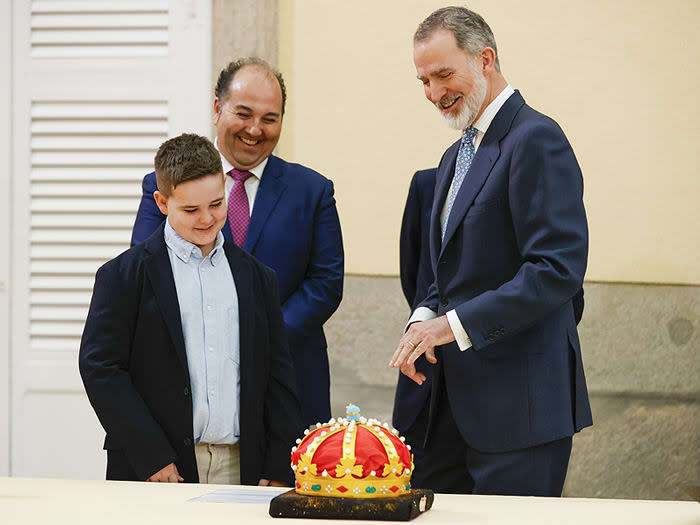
[414,6,500,72]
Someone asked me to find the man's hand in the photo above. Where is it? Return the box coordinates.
[258,479,291,487]
[389,316,455,384]
[147,462,184,483]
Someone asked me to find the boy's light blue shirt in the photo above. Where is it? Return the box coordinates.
[164,220,240,445]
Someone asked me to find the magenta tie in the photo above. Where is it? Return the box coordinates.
[227,169,253,247]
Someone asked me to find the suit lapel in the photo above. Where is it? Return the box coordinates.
[439,138,501,253]
[439,91,526,256]
[243,156,287,253]
[143,225,189,375]
[223,242,253,396]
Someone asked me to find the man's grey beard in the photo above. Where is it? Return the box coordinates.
[438,61,487,131]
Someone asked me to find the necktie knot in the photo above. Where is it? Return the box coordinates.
[462,126,478,145]
[230,169,252,183]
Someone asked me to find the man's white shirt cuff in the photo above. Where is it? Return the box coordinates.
[446,309,472,351]
[406,307,437,330]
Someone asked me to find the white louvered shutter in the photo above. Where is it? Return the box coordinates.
[11,0,211,478]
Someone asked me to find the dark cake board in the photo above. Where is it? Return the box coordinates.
[269,489,434,521]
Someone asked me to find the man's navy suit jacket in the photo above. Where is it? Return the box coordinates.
[131,155,344,427]
[79,224,303,484]
[393,168,436,434]
[420,91,593,453]
[393,165,586,435]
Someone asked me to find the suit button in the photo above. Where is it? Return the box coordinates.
[440,297,448,307]
[184,437,192,446]
[183,387,189,396]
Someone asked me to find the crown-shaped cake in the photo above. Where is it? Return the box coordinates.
[290,404,414,498]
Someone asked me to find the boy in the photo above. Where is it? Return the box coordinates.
[79,133,302,485]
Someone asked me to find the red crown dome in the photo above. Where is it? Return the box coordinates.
[290,406,414,498]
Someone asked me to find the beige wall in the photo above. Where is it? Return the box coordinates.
[278,0,700,284]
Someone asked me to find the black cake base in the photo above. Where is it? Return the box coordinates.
[269,489,434,521]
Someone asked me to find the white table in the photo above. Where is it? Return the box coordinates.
[0,477,697,524]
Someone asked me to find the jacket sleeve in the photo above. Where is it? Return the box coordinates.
[131,172,166,247]
[280,179,344,340]
[399,173,422,308]
[455,121,588,350]
[260,265,304,483]
[78,262,177,480]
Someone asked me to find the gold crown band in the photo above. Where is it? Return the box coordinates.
[295,471,411,499]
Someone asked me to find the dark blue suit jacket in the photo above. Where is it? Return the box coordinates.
[79,224,302,484]
[131,155,344,427]
[393,168,436,434]
[420,91,592,453]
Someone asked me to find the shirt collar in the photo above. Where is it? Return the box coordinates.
[471,84,515,135]
[164,219,225,265]
[214,137,268,181]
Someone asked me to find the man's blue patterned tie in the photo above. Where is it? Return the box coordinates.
[441,126,479,239]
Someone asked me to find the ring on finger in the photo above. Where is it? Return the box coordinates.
[407,340,416,349]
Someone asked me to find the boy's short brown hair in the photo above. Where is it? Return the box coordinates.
[154,133,223,196]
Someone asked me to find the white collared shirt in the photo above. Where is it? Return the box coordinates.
[410,85,515,351]
[214,137,269,216]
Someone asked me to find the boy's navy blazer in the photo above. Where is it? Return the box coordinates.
[79,224,303,483]
[131,155,344,426]
[420,91,593,453]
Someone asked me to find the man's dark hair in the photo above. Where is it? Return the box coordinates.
[415,6,500,72]
[154,133,223,196]
[215,57,287,115]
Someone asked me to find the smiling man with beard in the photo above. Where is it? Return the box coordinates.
[390,7,592,496]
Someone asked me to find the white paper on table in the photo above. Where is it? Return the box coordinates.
[189,487,288,504]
